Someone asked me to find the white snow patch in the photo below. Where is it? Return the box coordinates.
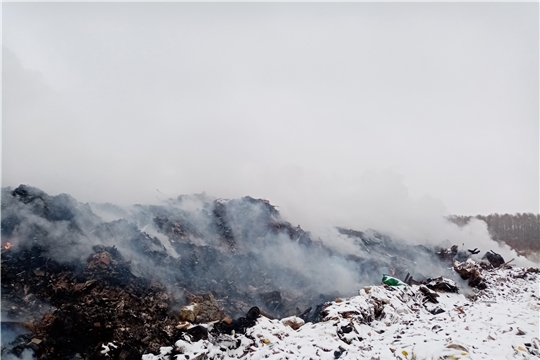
[143,265,540,360]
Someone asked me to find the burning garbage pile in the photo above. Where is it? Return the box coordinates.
[1,185,538,359]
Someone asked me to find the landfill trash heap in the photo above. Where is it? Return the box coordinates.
[1,185,537,359]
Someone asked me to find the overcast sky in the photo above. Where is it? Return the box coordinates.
[3,3,539,229]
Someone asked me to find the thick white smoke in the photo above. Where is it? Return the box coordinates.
[250,167,537,267]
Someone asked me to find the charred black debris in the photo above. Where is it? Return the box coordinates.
[1,185,532,359]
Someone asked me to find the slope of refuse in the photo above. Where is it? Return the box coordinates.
[141,263,540,360]
[2,184,536,359]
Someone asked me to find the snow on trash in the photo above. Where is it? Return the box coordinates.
[143,263,540,359]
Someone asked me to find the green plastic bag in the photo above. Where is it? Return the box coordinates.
[382,274,407,287]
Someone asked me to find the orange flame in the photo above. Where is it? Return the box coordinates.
[390,268,395,276]
[4,242,11,250]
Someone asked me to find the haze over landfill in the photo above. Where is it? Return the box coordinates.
[3,3,538,237]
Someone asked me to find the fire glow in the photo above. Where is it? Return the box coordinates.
[4,242,11,250]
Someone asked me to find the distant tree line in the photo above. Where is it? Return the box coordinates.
[448,213,540,254]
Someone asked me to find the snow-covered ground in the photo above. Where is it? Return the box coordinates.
[141,262,539,360]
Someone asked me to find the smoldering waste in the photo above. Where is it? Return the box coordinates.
[1,185,534,359]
